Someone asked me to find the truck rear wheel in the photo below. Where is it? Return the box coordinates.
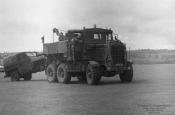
[119,63,133,83]
[86,64,101,85]
[10,71,20,81]
[57,64,71,84]
[24,72,32,81]
[46,64,57,82]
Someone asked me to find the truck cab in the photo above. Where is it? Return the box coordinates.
[67,28,126,66]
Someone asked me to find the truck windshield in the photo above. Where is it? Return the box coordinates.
[108,34,113,40]
[93,33,112,41]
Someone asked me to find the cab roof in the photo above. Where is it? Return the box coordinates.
[67,28,113,34]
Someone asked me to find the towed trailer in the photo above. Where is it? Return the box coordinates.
[3,52,45,81]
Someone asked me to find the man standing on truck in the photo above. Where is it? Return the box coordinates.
[53,28,66,41]
[59,32,65,41]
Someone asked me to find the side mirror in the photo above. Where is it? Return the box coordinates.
[41,36,44,44]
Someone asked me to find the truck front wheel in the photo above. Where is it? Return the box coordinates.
[10,71,20,81]
[46,64,57,82]
[86,64,101,85]
[119,63,133,83]
[57,64,71,84]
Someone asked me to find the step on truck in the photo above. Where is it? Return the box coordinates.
[43,26,133,85]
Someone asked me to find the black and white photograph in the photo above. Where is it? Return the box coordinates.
[0,0,175,115]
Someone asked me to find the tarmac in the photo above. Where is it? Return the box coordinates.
[0,64,175,115]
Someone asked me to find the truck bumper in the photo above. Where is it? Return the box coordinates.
[106,64,130,73]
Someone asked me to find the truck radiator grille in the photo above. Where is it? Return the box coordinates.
[110,45,125,64]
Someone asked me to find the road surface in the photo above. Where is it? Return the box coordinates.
[0,64,175,115]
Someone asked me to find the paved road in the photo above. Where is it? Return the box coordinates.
[0,64,175,115]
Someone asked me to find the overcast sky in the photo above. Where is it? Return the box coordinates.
[0,0,175,52]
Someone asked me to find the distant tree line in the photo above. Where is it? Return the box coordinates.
[129,50,175,64]
[1,50,175,65]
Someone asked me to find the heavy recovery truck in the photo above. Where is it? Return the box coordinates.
[43,26,133,85]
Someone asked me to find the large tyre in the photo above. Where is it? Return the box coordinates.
[77,73,87,83]
[119,63,133,83]
[96,75,102,82]
[46,64,57,82]
[10,70,20,81]
[86,64,101,85]
[24,72,32,81]
[57,64,71,84]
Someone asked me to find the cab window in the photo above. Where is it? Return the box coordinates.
[93,34,99,39]
[93,33,106,41]
[108,34,113,40]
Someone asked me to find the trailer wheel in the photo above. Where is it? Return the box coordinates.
[119,63,133,83]
[86,64,101,85]
[57,64,71,84]
[24,72,32,81]
[10,71,20,81]
[46,64,57,82]
[77,73,87,83]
